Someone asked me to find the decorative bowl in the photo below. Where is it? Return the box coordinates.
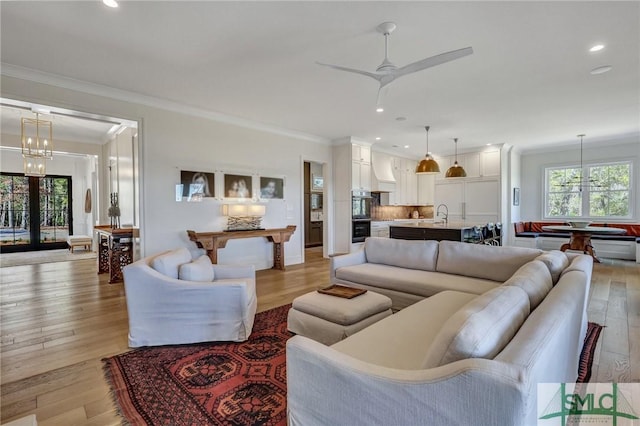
[568,221,592,228]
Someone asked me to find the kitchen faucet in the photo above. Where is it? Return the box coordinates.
[436,204,448,225]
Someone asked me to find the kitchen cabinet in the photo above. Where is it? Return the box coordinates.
[434,149,500,179]
[352,145,371,163]
[480,150,500,176]
[392,157,418,205]
[307,221,323,247]
[352,144,372,191]
[371,222,391,238]
[352,161,371,191]
[434,177,499,223]
[418,174,435,205]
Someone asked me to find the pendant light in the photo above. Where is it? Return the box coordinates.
[415,126,440,174]
[555,134,604,192]
[21,112,53,177]
[445,138,467,178]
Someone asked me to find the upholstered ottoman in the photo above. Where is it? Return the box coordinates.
[67,235,92,252]
[287,290,392,345]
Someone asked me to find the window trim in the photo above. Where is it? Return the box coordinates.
[543,160,634,221]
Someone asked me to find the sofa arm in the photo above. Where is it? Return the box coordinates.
[212,264,255,280]
[329,248,366,282]
[286,336,528,426]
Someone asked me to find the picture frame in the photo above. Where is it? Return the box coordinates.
[259,176,284,200]
[180,170,215,201]
[513,187,520,206]
[224,173,253,199]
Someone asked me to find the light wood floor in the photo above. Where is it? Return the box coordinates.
[1,250,638,425]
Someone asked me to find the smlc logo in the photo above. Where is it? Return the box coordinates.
[538,383,639,425]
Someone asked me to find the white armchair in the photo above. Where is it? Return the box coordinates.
[123,248,257,347]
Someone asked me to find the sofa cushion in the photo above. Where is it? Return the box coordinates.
[423,286,530,368]
[151,247,192,279]
[535,250,569,284]
[178,255,214,282]
[335,263,500,298]
[560,255,594,279]
[436,241,542,282]
[364,237,439,271]
[502,260,552,309]
[332,291,478,369]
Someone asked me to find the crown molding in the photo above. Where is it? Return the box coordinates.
[1,63,332,145]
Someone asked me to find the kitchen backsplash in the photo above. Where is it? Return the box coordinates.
[372,205,434,220]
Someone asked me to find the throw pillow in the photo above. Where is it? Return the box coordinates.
[422,286,530,369]
[178,255,214,282]
[503,260,553,310]
[151,247,192,279]
[536,250,569,284]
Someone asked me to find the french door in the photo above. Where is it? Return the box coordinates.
[0,173,73,253]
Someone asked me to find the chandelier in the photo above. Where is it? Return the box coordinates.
[556,134,604,192]
[21,113,53,177]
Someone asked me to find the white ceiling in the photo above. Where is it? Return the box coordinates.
[1,1,638,156]
[0,101,134,145]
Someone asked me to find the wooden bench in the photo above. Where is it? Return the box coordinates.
[66,235,92,252]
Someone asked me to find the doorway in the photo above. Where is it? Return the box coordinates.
[0,173,72,252]
[304,161,324,249]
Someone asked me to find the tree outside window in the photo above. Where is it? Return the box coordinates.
[545,162,631,219]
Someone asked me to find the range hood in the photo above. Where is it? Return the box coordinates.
[371,151,396,192]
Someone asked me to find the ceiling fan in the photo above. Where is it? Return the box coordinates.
[317,22,473,112]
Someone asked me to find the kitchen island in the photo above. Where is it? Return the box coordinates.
[390,221,478,242]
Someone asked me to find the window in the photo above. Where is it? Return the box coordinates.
[545,161,632,219]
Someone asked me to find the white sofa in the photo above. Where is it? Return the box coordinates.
[123,248,257,347]
[288,238,593,426]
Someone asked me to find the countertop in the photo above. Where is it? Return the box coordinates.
[389,221,479,230]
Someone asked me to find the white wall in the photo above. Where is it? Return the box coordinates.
[1,75,333,268]
[520,139,640,222]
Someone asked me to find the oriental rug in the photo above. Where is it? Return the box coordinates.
[103,304,292,426]
[576,322,604,383]
[103,306,603,425]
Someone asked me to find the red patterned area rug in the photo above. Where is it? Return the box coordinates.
[577,322,604,383]
[103,304,292,426]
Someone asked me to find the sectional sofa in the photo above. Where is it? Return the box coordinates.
[287,237,593,426]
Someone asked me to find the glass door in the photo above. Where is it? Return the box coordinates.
[0,173,72,252]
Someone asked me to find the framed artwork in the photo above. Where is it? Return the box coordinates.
[259,176,284,199]
[224,173,253,199]
[180,170,215,201]
[513,187,520,206]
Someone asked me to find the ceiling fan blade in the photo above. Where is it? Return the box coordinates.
[316,61,382,82]
[395,46,473,78]
[375,85,389,112]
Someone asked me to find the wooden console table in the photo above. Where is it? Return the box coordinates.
[187,226,296,270]
[95,226,139,283]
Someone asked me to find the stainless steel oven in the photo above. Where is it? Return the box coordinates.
[352,219,371,243]
[352,190,372,220]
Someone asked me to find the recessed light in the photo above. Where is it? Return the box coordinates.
[376,107,384,113]
[103,0,118,8]
[375,137,381,141]
[486,143,492,146]
[590,65,612,75]
[403,145,410,149]
[589,44,605,52]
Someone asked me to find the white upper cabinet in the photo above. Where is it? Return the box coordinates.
[352,144,372,190]
[480,150,501,176]
[352,145,371,164]
[434,149,500,179]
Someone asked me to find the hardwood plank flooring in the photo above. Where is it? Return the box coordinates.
[1,250,638,424]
